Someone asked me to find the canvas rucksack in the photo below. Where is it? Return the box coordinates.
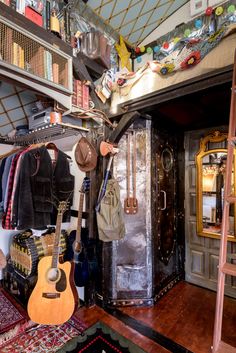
[96,179,125,242]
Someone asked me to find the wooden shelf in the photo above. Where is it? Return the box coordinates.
[0,3,73,109]
[0,2,72,56]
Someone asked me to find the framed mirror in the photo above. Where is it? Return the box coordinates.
[196,131,236,240]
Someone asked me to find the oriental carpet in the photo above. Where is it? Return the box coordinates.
[0,313,87,353]
[0,288,26,334]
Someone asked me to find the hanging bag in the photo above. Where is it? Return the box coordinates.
[96,179,125,242]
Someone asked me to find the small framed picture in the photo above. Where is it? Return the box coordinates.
[190,0,207,17]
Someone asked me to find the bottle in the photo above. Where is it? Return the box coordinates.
[50,1,61,38]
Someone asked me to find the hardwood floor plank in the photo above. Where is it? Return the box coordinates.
[75,281,236,353]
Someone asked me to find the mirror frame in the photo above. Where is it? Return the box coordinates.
[196,131,236,241]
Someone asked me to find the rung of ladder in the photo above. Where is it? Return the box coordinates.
[228,136,236,145]
[214,341,236,353]
[225,195,236,203]
[221,263,236,276]
[212,49,236,353]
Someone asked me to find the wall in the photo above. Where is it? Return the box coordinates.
[0,137,86,300]
[0,144,20,279]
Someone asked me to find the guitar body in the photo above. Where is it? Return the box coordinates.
[27,256,76,325]
[66,228,90,287]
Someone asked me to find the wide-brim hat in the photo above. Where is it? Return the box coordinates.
[75,137,97,172]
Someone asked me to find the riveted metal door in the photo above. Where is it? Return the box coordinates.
[152,128,184,299]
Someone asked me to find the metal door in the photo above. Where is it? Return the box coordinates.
[152,128,183,299]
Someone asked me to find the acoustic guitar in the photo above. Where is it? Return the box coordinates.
[66,177,90,287]
[27,201,78,325]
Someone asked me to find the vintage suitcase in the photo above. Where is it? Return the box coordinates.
[80,30,111,69]
[10,228,68,278]
[2,261,37,306]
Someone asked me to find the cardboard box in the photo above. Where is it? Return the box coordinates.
[25,6,43,27]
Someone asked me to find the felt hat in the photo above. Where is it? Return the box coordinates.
[75,137,97,172]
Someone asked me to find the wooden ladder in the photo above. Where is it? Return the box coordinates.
[212,50,236,353]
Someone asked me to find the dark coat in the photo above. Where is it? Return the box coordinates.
[12,146,74,230]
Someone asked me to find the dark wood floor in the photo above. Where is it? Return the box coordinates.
[78,281,236,353]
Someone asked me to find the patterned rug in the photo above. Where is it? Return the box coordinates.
[57,321,147,353]
[0,312,87,353]
[0,288,26,334]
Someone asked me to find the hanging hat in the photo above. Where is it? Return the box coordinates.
[75,137,97,172]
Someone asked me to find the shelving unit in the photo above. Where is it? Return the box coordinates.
[0,123,89,146]
[0,2,73,110]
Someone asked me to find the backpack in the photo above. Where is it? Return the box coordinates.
[96,179,125,242]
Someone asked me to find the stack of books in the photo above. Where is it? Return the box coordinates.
[72,79,90,110]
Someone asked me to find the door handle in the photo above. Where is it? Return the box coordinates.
[160,190,166,210]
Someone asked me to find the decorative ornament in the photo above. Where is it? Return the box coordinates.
[215,6,224,16]
[149,61,161,73]
[163,41,169,49]
[180,50,201,69]
[117,78,127,87]
[208,28,224,43]
[173,37,180,44]
[140,46,146,53]
[146,47,153,54]
[135,47,141,54]
[115,36,131,71]
[184,29,191,37]
[153,45,161,53]
[137,56,142,63]
[227,4,235,13]
[195,19,202,29]
[160,63,175,75]
[205,6,213,16]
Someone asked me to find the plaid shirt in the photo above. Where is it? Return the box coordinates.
[2,152,21,229]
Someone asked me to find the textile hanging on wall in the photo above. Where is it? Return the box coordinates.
[114,20,236,96]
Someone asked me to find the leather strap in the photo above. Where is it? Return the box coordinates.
[126,133,131,201]
[132,131,136,202]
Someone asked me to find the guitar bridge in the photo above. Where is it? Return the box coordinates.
[42,293,60,299]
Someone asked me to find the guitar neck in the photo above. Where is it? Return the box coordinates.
[51,213,63,269]
[75,192,84,244]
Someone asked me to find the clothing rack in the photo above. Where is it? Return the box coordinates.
[0,123,89,146]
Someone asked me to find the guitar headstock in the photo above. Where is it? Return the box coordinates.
[80,177,90,194]
[58,201,69,215]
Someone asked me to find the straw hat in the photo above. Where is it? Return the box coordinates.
[75,137,97,172]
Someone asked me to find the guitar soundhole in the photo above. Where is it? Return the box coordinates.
[47,268,60,283]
